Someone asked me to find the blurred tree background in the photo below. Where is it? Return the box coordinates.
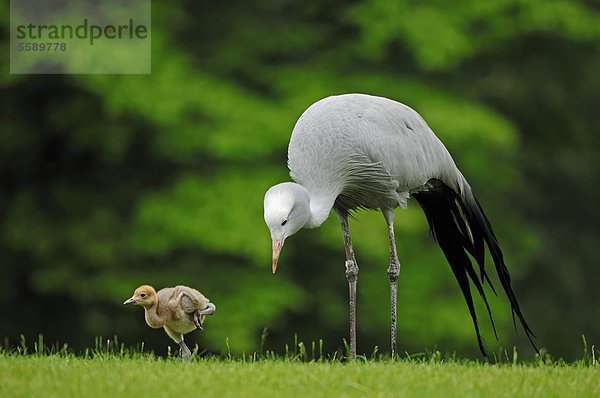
[1,0,599,360]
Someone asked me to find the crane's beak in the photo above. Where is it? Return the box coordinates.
[123,296,136,305]
[272,236,285,274]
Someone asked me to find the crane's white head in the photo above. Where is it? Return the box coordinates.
[264,182,311,273]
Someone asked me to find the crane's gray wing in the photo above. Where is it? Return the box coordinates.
[347,94,461,192]
[288,94,463,212]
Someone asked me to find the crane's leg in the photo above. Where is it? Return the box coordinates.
[336,210,358,361]
[383,208,401,359]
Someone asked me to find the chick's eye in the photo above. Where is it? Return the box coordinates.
[281,219,288,226]
[140,293,146,298]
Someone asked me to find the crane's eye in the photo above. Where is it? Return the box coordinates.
[281,219,288,226]
[140,293,146,298]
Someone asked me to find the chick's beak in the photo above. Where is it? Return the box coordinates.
[272,236,285,274]
[123,296,136,305]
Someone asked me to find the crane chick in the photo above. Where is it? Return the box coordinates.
[123,285,216,361]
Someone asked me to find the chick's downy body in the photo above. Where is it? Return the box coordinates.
[149,286,209,334]
[124,284,216,361]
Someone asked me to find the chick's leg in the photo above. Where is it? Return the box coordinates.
[179,340,192,362]
[193,302,216,330]
[193,311,204,330]
[164,326,191,362]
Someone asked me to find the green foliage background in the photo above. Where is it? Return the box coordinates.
[1,0,599,360]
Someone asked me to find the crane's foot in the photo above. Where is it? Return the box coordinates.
[180,341,192,362]
[193,311,204,330]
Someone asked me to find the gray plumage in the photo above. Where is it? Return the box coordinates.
[264,93,536,359]
[288,94,464,214]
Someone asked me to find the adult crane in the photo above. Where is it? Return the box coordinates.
[263,93,536,360]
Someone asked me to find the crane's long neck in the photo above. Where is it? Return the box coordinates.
[144,302,168,328]
[305,190,336,228]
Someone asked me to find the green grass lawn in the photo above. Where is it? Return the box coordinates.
[2,352,598,398]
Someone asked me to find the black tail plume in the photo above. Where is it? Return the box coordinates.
[412,179,537,357]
